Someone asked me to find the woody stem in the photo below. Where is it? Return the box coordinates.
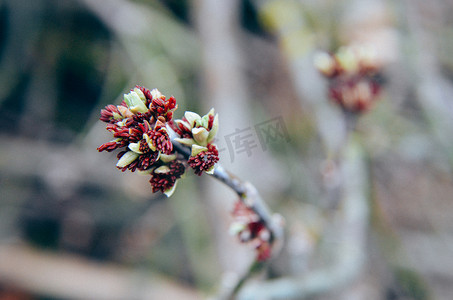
[169,127,283,242]
[213,165,283,239]
[169,126,284,299]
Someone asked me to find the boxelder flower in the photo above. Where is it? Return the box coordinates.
[98,86,183,195]
[230,199,272,262]
[148,160,186,197]
[314,45,384,113]
[171,109,220,175]
[188,143,219,176]
[97,85,221,196]
[135,86,177,122]
[100,103,133,123]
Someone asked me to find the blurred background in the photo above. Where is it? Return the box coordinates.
[1,0,453,299]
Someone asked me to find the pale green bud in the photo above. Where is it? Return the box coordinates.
[184,111,201,128]
[206,164,216,175]
[199,115,209,128]
[151,88,163,99]
[116,120,126,127]
[143,133,156,151]
[206,108,215,118]
[192,127,209,146]
[201,108,215,128]
[138,169,153,175]
[154,165,171,174]
[133,87,146,101]
[117,106,133,118]
[160,153,177,163]
[174,137,195,147]
[124,91,148,114]
[164,180,178,197]
[116,151,139,168]
[207,113,219,143]
[128,142,143,154]
[175,119,191,132]
[112,112,122,120]
[191,144,208,156]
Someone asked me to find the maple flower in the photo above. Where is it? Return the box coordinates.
[97,85,222,196]
[188,143,219,176]
[135,85,177,121]
[230,199,273,262]
[148,120,173,155]
[100,103,133,124]
[148,160,186,197]
[314,45,384,113]
[97,86,182,195]
[172,109,220,175]
[329,77,381,112]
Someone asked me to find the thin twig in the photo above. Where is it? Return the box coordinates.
[236,135,370,299]
[169,128,284,244]
[169,127,285,299]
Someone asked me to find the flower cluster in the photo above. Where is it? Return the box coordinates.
[314,45,384,113]
[170,109,220,176]
[97,86,219,196]
[230,199,272,262]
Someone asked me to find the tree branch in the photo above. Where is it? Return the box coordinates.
[236,135,370,299]
[169,128,285,246]
[169,127,285,299]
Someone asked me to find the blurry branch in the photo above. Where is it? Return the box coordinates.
[400,0,453,169]
[0,243,201,300]
[220,1,370,298]
[237,136,369,299]
[212,165,284,243]
[79,0,199,103]
[242,1,379,298]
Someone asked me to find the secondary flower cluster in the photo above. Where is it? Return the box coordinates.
[170,109,219,176]
[97,86,219,196]
[230,199,272,262]
[314,45,384,113]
